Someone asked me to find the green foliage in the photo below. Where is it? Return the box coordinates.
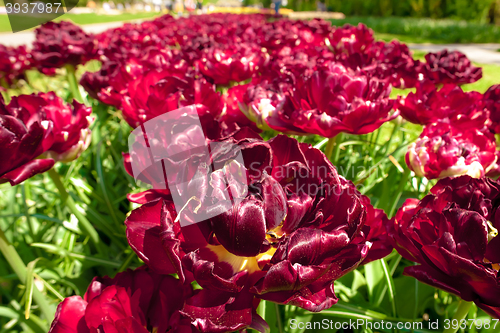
[331,16,500,43]
[0,63,147,332]
[325,0,494,22]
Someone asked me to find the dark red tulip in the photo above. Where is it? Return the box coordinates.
[328,23,374,59]
[360,40,423,89]
[219,84,262,136]
[10,92,93,162]
[390,176,500,318]
[422,50,482,85]
[120,71,222,128]
[33,21,98,74]
[81,47,190,107]
[483,84,500,134]
[263,46,335,83]
[406,120,497,179]
[358,193,393,263]
[124,133,373,312]
[80,58,143,107]
[96,19,175,61]
[0,92,92,185]
[196,43,269,85]
[238,79,297,133]
[0,45,34,85]
[49,267,198,333]
[397,81,485,126]
[281,64,396,137]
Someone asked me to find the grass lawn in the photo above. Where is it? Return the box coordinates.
[0,12,161,33]
[330,16,500,44]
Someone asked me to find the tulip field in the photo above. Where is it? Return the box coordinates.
[1,13,500,333]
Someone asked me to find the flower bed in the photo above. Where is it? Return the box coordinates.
[0,13,498,333]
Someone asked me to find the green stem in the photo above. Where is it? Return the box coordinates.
[320,302,416,322]
[1,89,10,104]
[374,253,402,307]
[325,134,344,165]
[118,251,136,272]
[0,77,10,90]
[388,168,411,218]
[381,121,401,158]
[275,303,284,333]
[65,64,83,103]
[21,184,36,242]
[47,168,104,254]
[412,263,419,333]
[257,299,266,321]
[443,301,472,333]
[324,136,336,161]
[332,133,343,165]
[0,229,54,321]
[381,257,397,318]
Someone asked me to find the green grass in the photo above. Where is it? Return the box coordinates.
[375,32,438,44]
[0,12,161,33]
[331,16,500,44]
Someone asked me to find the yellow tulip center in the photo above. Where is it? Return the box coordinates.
[207,244,277,274]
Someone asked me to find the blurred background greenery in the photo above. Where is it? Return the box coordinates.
[242,0,500,25]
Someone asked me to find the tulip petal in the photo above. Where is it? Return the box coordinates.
[211,197,266,257]
[125,199,181,275]
[49,296,89,333]
[0,158,54,186]
[182,288,254,333]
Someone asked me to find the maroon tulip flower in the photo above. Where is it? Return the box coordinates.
[287,64,396,137]
[241,64,396,137]
[122,105,225,204]
[96,20,173,61]
[337,177,393,264]
[219,84,262,136]
[422,50,482,85]
[390,176,500,318]
[486,151,500,178]
[124,132,373,312]
[80,58,144,107]
[264,46,334,83]
[406,120,497,180]
[120,71,222,128]
[238,78,296,133]
[49,267,199,333]
[482,84,500,134]
[0,45,34,85]
[359,40,423,89]
[33,21,98,74]
[358,193,393,263]
[328,23,375,60]
[197,43,269,85]
[397,81,485,126]
[0,92,93,185]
